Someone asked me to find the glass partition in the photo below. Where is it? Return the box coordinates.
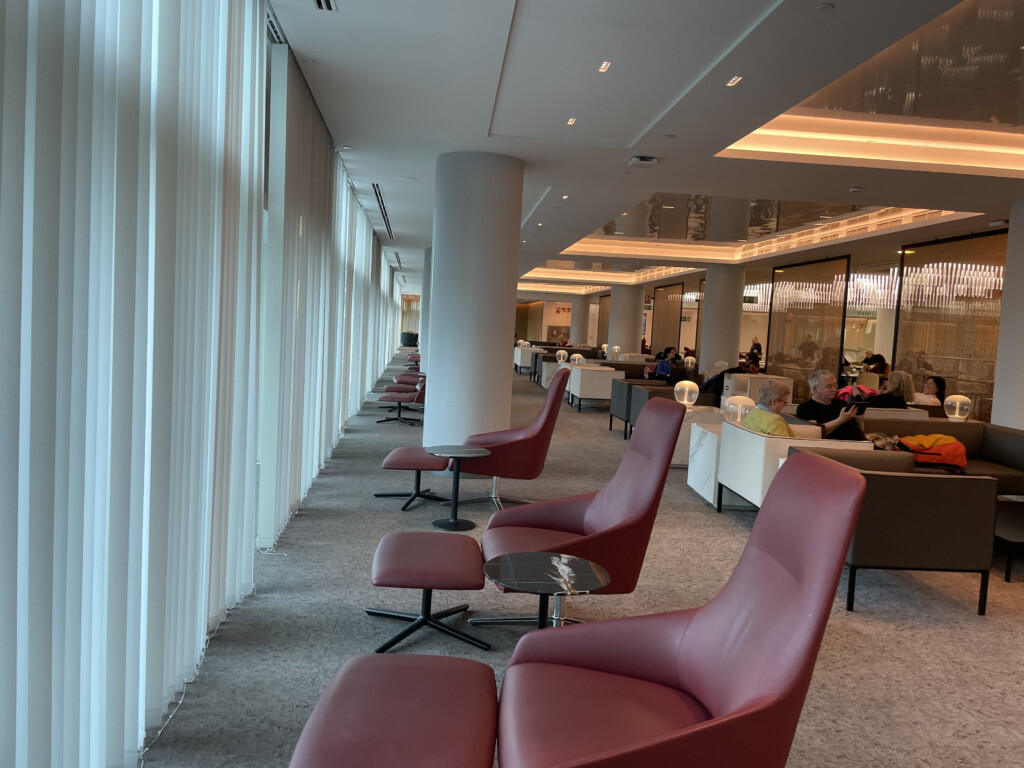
[895,233,1006,422]
[766,256,850,402]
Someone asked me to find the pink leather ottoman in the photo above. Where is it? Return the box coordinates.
[289,654,496,768]
[366,531,488,652]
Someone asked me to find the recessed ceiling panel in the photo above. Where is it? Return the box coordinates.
[489,0,782,146]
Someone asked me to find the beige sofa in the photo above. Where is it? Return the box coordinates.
[715,420,873,510]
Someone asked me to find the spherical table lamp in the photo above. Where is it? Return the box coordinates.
[556,349,569,362]
[569,353,584,364]
[673,380,700,407]
[723,395,755,424]
[683,355,696,368]
[944,394,972,422]
[601,343,608,352]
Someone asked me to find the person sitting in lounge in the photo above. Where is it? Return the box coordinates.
[867,370,914,409]
[743,380,795,437]
[913,374,946,406]
[796,370,864,441]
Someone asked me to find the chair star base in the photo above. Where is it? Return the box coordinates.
[366,590,489,653]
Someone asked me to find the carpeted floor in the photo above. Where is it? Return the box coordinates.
[140,355,1024,767]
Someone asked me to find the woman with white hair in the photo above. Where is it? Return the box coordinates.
[868,370,914,409]
[743,379,795,437]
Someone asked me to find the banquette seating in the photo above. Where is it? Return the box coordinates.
[790,445,996,614]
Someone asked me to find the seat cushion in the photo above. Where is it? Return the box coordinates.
[381,446,449,472]
[481,526,582,560]
[963,459,1024,495]
[377,392,415,404]
[290,654,496,768]
[372,531,484,590]
[498,662,710,768]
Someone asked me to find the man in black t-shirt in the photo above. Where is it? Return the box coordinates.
[795,370,865,441]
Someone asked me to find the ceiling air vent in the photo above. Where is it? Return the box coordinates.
[313,0,339,10]
[627,155,659,167]
[394,251,403,270]
[372,183,394,240]
[266,6,287,44]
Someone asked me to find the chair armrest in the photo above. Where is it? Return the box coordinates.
[484,492,597,532]
[509,609,697,688]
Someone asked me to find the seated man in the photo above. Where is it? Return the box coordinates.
[796,370,864,441]
[743,380,795,437]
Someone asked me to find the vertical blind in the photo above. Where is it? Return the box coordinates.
[0,2,397,766]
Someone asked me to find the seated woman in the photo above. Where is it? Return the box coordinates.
[867,370,914,409]
[652,355,674,382]
[743,380,795,437]
[913,374,946,406]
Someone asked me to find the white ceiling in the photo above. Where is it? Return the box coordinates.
[269,0,1024,295]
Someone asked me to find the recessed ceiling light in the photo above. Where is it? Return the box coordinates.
[816,2,835,11]
[622,212,629,216]
[537,223,543,226]
[566,117,576,125]
[664,134,676,139]
[522,240,527,243]
[614,231,624,235]
[726,75,743,87]
[598,61,611,72]
[662,205,675,209]
[561,194,569,199]
[340,145,352,150]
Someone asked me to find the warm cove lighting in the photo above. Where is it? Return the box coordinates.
[721,112,1024,178]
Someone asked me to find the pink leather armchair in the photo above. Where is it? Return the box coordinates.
[496,451,866,768]
[455,368,570,508]
[481,396,685,596]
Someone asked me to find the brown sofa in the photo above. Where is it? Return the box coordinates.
[791,446,996,614]
[860,416,1024,495]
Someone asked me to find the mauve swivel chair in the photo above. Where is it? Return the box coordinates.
[496,451,866,768]
[454,367,570,509]
[470,396,685,626]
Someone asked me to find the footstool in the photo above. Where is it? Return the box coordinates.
[374,446,450,510]
[366,531,488,652]
[289,654,497,768]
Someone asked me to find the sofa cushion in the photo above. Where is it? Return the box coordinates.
[964,459,1024,495]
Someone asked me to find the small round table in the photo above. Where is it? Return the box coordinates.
[424,445,491,531]
[482,552,610,628]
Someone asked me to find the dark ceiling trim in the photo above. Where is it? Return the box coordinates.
[373,183,394,240]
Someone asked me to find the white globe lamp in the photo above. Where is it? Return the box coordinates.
[556,349,569,362]
[673,380,700,407]
[723,395,755,424]
[944,394,972,422]
[683,355,697,368]
[569,353,584,364]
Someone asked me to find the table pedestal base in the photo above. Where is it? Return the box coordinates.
[432,517,475,531]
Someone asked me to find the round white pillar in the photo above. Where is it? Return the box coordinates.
[419,246,432,373]
[992,197,1024,428]
[570,295,587,344]
[698,264,745,371]
[423,152,523,445]
[607,285,643,353]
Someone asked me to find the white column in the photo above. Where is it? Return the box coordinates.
[420,246,432,372]
[698,264,745,370]
[570,295,587,344]
[992,197,1024,428]
[607,285,643,353]
[423,152,523,445]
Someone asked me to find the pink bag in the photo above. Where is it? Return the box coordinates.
[836,384,877,402]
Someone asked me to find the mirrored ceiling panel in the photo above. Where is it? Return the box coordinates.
[595,195,860,242]
[799,0,1024,127]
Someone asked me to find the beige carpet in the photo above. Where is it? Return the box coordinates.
[140,356,1024,767]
